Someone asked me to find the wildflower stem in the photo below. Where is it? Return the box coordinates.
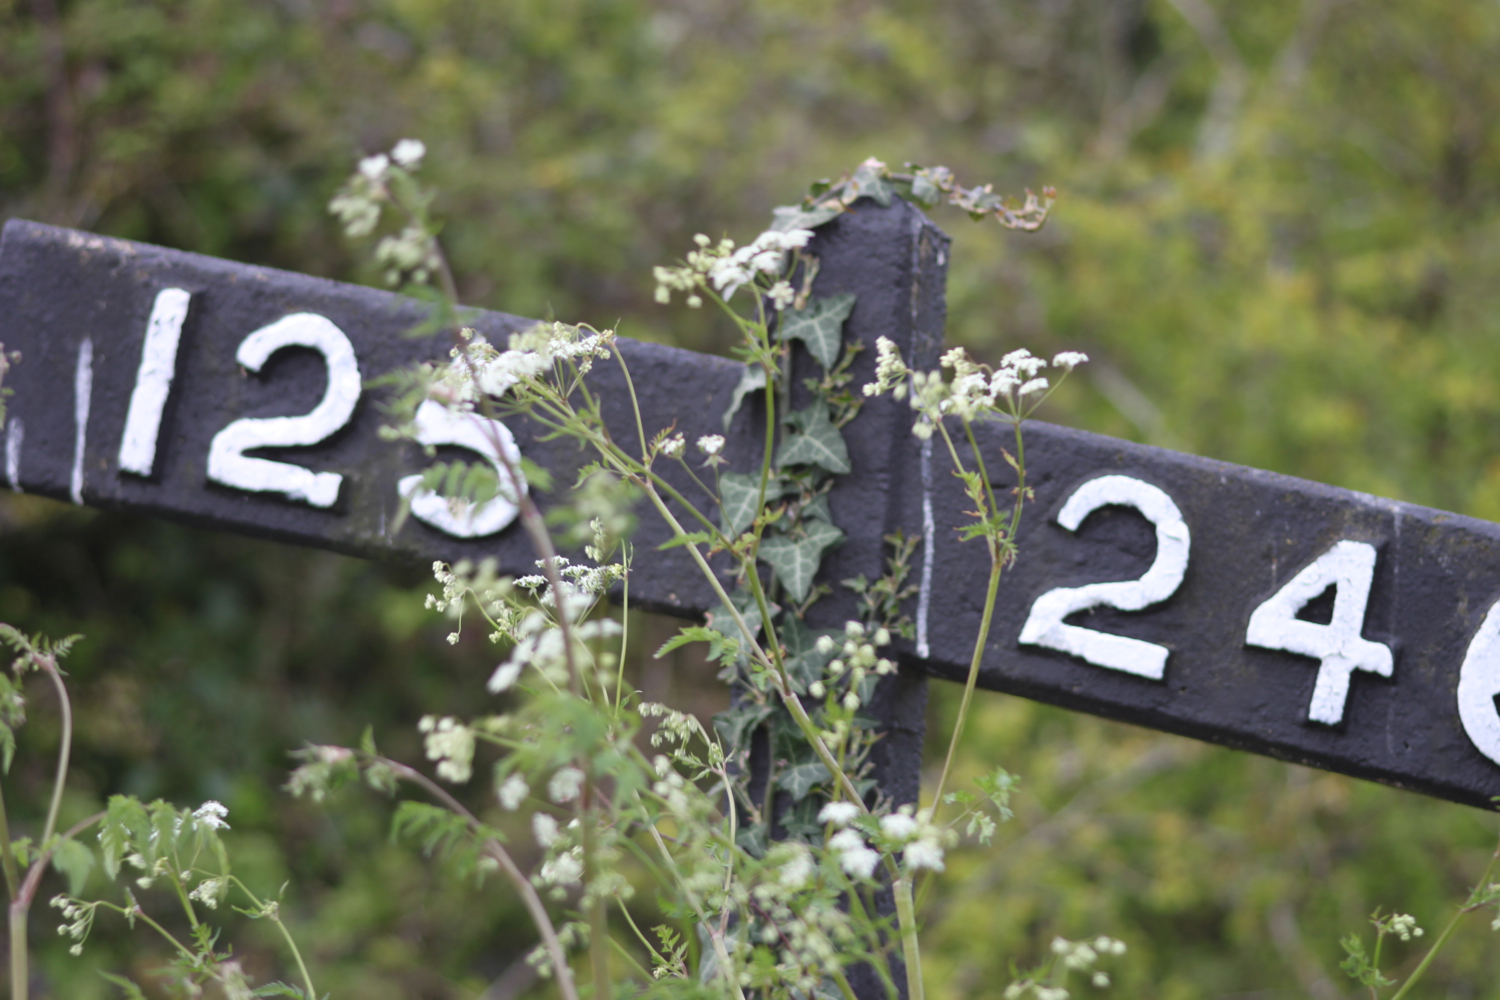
[0,783,18,902]
[930,556,1004,813]
[39,658,70,847]
[1388,834,1500,1000]
[270,912,317,1000]
[893,876,924,1000]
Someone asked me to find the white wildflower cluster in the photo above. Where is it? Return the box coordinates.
[497,771,529,811]
[487,607,622,695]
[1386,913,1424,941]
[427,322,615,409]
[126,850,171,889]
[548,765,585,804]
[863,337,1089,438]
[192,799,230,831]
[809,620,894,710]
[188,875,230,910]
[739,841,861,992]
[329,137,426,239]
[697,434,725,457]
[425,558,515,644]
[826,826,881,880]
[654,228,815,304]
[659,432,686,458]
[878,805,950,873]
[1004,936,1127,999]
[374,223,442,287]
[514,555,626,613]
[419,715,475,783]
[50,895,97,956]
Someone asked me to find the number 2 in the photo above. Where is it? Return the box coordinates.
[206,313,361,508]
[1018,475,1191,680]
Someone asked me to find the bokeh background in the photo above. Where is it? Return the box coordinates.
[2,1,1499,997]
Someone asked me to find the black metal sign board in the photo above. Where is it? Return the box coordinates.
[4,206,1500,813]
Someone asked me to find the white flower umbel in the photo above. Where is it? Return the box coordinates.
[818,801,860,828]
[419,715,475,783]
[827,827,880,880]
[391,138,426,168]
[696,434,724,456]
[497,772,529,811]
[548,765,585,803]
[192,800,230,831]
[532,811,560,848]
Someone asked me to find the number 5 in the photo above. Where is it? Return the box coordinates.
[1019,475,1191,680]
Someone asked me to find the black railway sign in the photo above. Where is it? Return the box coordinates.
[4,202,1500,814]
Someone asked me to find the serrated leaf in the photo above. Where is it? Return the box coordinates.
[51,837,94,895]
[758,521,845,602]
[771,203,842,233]
[776,761,831,801]
[704,592,766,658]
[775,405,850,475]
[776,293,855,371]
[100,972,149,1000]
[100,795,147,881]
[657,530,715,551]
[721,364,767,432]
[656,626,728,660]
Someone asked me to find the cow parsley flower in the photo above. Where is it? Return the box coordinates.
[498,772,529,811]
[548,766,585,803]
[697,434,724,456]
[391,138,426,168]
[192,801,230,831]
[818,801,860,827]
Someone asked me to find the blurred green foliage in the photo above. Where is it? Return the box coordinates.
[2,0,1499,996]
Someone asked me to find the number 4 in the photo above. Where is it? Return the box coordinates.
[1245,540,1392,725]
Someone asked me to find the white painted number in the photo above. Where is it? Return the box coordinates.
[397,399,524,537]
[1245,540,1392,725]
[1018,475,1191,680]
[1458,598,1500,768]
[119,288,191,476]
[207,313,361,508]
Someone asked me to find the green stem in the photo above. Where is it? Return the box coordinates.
[930,556,1004,813]
[40,660,70,847]
[9,896,26,1000]
[270,913,318,1000]
[0,782,18,902]
[893,877,924,1000]
[1389,838,1500,1000]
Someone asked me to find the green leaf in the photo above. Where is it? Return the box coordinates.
[846,160,894,207]
[780,615,838,690]
[719,473,791,538]
[722,364,767,432]
[909,171,942,208]
[776,761,831,801]
[775,405,850,475]
[758,521,845,602]
[100,795,148,881]
[776,293,855,371]
[735,822,768,859]
[51,837,94,895]
[657,530,715,551]
[771,202,842,232]
[656,626,729,660]
[713,703,774,754]
[801,493,833,524]
[704,591,767,656]
[99,972,149,1000]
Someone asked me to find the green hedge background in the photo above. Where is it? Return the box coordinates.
[2,1,1498,997]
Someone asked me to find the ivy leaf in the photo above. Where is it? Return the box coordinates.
[713,703,774,754]
[704,588,768,664]
[759,521,845,602]
[801,493,833,524]
[776,404,850,474]
[776,294,855,371]
[780,615,838,690]
[776,761,832,801]
[772,202,842,232]
[51,837,94,895]
[719,473,792,538]
[845,159,894,208]
[735,822,769,859]
[721,364,767,432]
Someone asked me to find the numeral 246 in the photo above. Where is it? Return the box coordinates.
[1018,474,1500,769]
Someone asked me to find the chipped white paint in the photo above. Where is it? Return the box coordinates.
[71,338,93,505]
[1459,598,1500,768]
[5,417,22,492]
[397,399,524,537]
[916,434,934,659]
[207,313,360,508]
[1245,540,1391,725]
[119,288,191,476]
[1019,475,1191,680]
